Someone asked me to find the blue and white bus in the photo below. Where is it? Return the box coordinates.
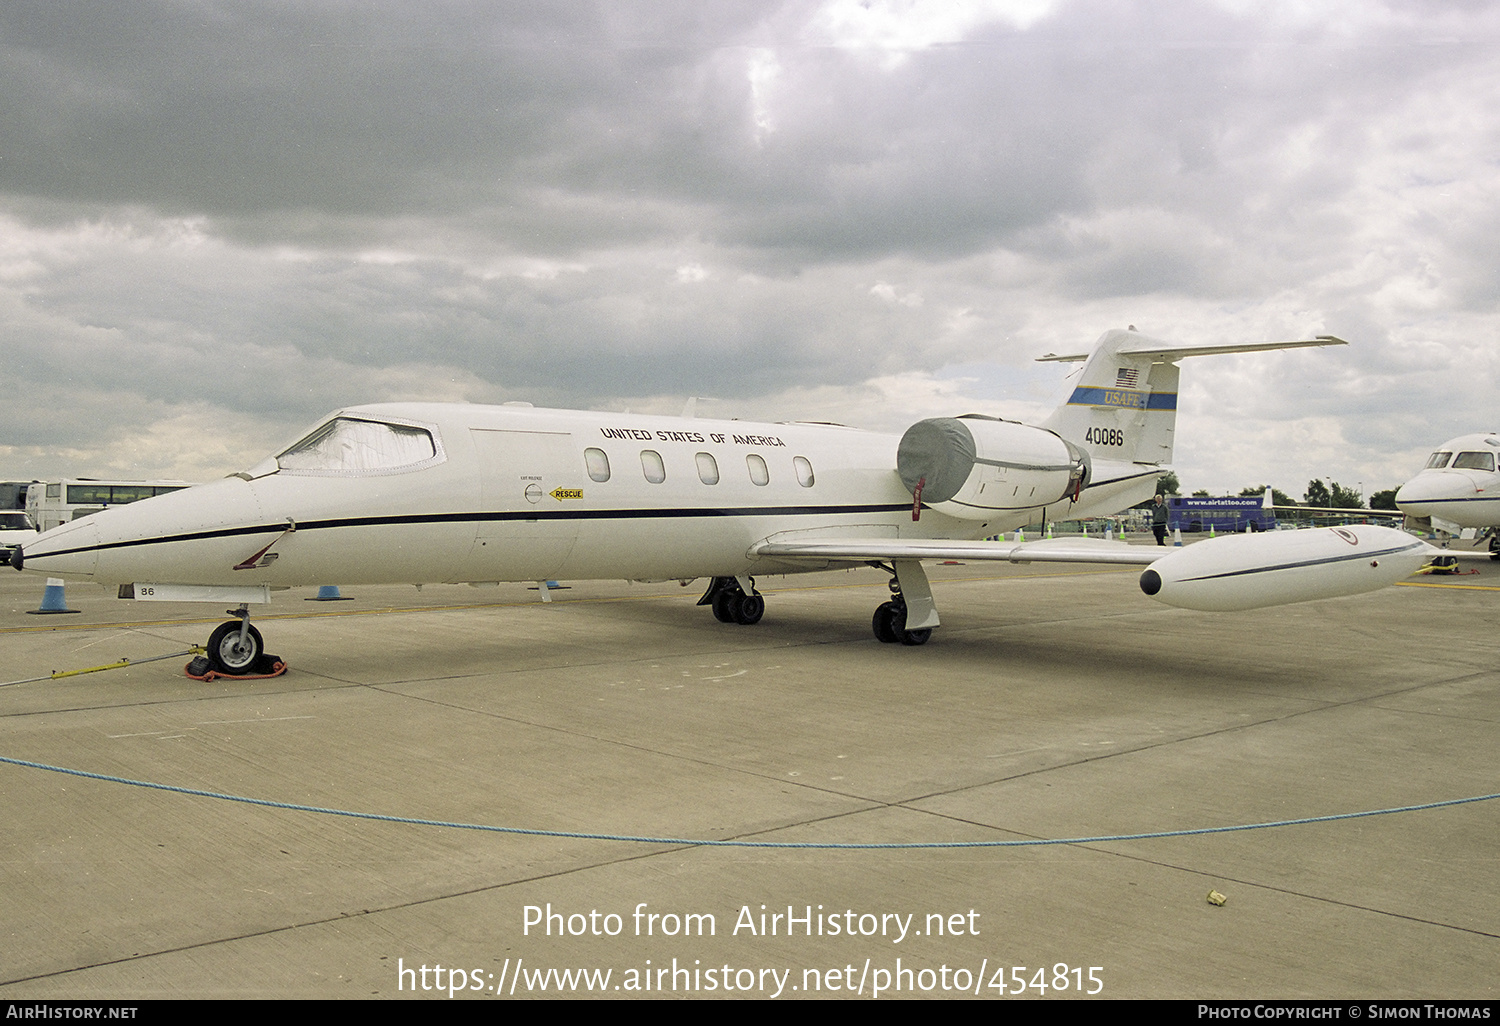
[27,478,192,533]
[1168,496,1277,533]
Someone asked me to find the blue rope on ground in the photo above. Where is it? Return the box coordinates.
[2,753,1495,850]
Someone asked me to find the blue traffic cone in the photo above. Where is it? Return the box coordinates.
[29,578,79,615]
[306,585,352,601]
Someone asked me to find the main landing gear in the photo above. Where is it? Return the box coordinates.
[698,561,942,647]
[870,560,940,646]
[872,586,931,646]
[699,576,765,625]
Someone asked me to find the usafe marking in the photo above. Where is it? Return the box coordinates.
[1067,387,1178,411]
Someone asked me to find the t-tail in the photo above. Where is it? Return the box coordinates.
[1036,327,1346,518]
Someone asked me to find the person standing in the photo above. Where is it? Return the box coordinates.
[1152,493,1169,545]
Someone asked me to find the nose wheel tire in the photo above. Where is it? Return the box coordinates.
[207,620,265,675]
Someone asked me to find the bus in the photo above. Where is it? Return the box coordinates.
[1168,496,1278,534]
[0,481,35,513]
[27,478,193,533]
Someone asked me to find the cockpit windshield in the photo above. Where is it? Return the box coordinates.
[277,417,441,476]
[1425,451,1453,469]
[1452,451,1496,473]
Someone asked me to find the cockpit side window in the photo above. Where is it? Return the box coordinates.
[277,417,441,476]
[1425,451,1453,469]
[1453,451,1495,472]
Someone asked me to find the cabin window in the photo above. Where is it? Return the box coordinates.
[585,447,611,482]
[794,456,815,488]
[641,450,666,484]
[1453,451,1495,472]
[277,417,440,476]
[696,452,719,485]
[1425,451,1453,469]
[746,453,769,486]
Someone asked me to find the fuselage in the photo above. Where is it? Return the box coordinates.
[1395,432,1500,530]
[16,402,1159,589]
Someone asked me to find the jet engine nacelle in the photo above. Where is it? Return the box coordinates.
[897,416,1089,521]
[1138,525,1432,612]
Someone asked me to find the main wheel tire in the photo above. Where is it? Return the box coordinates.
[733,593,765,625]
[711,590,737,623]
[901,627,932,646]
[207,620,264,675]
[872,601,901,643]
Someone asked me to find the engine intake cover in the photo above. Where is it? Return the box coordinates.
[897,417,1088,520]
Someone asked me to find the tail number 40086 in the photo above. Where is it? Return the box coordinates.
[1084,427,1124,447]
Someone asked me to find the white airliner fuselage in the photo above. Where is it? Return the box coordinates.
[12,328,1431,675]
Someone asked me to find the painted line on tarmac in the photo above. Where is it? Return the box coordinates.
[0,569,1136,636]
[1,753,1495,851]
[1396,580,1500,592]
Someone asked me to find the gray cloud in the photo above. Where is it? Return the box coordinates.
[2,0,1499,495]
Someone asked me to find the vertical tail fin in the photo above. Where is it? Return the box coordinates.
[1037,328,1346,468]
[1039,328,1179,467]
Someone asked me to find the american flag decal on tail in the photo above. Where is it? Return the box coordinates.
[1115,367,1139,388]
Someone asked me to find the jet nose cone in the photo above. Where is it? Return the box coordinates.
[18,520,100,579]
[1395,472,1473,512]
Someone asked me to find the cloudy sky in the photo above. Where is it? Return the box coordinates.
[3,0,1497,499]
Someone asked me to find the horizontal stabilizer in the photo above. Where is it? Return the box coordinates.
[1037,335,1347,363]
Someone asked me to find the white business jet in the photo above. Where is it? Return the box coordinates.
[8,328,1433,674]
[1395,432,1500,556]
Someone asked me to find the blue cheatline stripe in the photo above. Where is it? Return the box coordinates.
[1067,387,1178,411]
[1,754,1493,850]
[1400,495,1500,504]
[19,502,917,563]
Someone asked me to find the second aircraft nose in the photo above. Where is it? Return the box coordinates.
[1395,471,1474,512]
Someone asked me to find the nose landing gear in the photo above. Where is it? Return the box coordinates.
[191,606,284,678]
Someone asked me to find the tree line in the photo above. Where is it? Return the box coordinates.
[1142,473,1397,510]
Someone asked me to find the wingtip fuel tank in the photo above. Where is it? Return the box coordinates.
[1139,525,1433,612]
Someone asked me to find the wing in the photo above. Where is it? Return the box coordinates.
[752,536,1161,567]
[752,524,1433,616]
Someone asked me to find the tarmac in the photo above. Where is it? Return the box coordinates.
[0,538,1496,1000]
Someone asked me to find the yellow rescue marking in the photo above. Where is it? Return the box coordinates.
[550,487,583,501]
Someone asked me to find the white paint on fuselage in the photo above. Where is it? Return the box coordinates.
[21,402,1155,590]
[1395,432,1500,530]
